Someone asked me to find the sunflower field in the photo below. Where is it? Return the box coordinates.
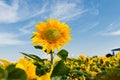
[0,19,120,80]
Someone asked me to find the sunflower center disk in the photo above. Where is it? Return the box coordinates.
[44,28,61,41]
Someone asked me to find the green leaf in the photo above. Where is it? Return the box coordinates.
[57,49,68,60]
[51,60,70,77]
[34,45,53,53]
[70,69,84,76]
[6,64,27,80]
[31,35,35,39]
[0,67,7,80]
[51,76,61,80]
[51,76,70,80]
[34,62,50,76]
[34,45,43,50]
[20,52,42,61]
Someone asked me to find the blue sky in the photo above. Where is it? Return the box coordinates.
[0,0,120,61]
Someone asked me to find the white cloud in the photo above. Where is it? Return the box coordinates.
[103,30,120,36]
[80,22,99,32]
[19,21,36,34]
[89,1,99,16]
[27,3,47,19]
[99,20,120,36]
[0,0,19,23]
[0,0,87,23]
[0,0,99,24]
[90,9,99,16]
[49,2,86,21]
[18,1,48,22]
[0,33,26,45]
[0,0,47,23]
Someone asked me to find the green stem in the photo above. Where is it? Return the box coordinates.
[50,52,54,65]
[82,75,86,80]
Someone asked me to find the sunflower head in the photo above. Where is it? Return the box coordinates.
[44,28,61,42]
[32,19,71,54]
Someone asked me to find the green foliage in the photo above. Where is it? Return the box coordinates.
[34,61,50,76]
[51,76,69,80]
[51,49,70,78]
[94,68,120,80]
[51,60,70,77]
[0,64,27,80]
[0,67,7,80]
[34,45,53,53]
[31,35,35,39]
[21,52,51,77]
[51,76,62,80]
[57,49,68,61]
[34,45,43,50]
[21,52,42,62]
[6,64,27,80]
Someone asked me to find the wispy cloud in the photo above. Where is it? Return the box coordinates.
[18,0,48,21]
[89,1,99,16]
[80,22,99,32]
[19,21,36,34]
[0,0,88,23]
[0,0,19,23]
[90,9,99,16]
[0,33,27,45]
[99,20,120,36]
[0,0,100,24]
[49,1,86,21]
[102,30,120,36]
[0,0,47,23]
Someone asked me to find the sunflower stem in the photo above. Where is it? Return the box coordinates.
[50,52,54,65]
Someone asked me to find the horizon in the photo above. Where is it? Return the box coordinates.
[0,0,120,61]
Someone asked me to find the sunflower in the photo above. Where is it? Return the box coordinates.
[32,19,71,54]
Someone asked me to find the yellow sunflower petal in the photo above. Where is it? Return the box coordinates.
[32,19,71,54]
